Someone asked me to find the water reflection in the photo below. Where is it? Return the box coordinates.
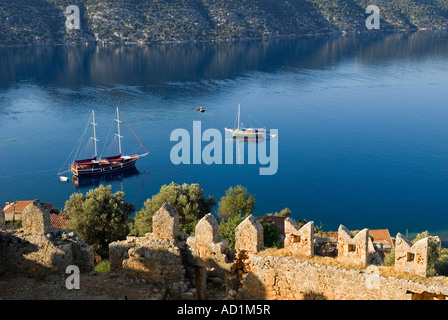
[72,166,141,188]
[1,31,447,237]
[1,31,447,88]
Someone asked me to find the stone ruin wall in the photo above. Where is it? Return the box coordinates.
[234,217,448,300]
[109,203,198,299]
[2,201,448,300]
[0,200,94,277]
[109,204,448,300]
[238,255,448,300]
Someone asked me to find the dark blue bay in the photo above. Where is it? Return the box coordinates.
[1,31,447,240]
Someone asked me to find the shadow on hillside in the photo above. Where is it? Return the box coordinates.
[0,231,50,279]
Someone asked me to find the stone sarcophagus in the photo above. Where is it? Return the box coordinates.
[337,225,369,268]
[235,214,264,254]
[394,233,440,277]
[284,218,314,258]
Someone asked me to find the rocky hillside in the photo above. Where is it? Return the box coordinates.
[1,0,448,45]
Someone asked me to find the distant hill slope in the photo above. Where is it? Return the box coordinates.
[1,0,448,45]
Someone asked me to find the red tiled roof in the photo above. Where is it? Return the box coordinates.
[257,216,287,232]
[3,201,56,214]
[369,229,394,246]
[320,229,394,247]
[50,213,70,229]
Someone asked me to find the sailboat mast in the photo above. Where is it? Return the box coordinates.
[237,104,240,129]
[91,110,98,158]
[115,107,122,155]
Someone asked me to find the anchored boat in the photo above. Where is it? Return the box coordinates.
[224,104,266,138]
[58,107,148,178]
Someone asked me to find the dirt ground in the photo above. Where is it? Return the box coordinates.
[0,272,226,300]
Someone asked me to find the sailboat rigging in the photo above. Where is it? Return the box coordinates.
[58,107,148,177]
[224,104,266,138]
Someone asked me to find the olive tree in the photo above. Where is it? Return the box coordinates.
[217,185,256,221]
[64,185,135,258]
[132,182,215,235]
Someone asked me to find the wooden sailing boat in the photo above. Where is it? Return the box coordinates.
[224,104,266,138]
[59,107,148,177]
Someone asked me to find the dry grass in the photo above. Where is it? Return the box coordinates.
[378,266,448,286]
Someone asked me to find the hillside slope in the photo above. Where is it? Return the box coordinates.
[1,0,448,45]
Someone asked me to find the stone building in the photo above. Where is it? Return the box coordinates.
[2,200,58,222]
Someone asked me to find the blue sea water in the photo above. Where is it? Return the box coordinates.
[1,31,447,240]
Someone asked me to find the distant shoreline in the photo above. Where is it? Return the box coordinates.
[0,28,442,48]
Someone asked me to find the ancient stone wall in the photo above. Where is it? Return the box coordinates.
[231,219,448,300]
[394,233,440,277]
[2,199,447,300]
[235,215,264,254]
[109,203,197,299]
[21,200,52,235]
[186,213,233,299]
[108,205,448,300]
[284,219,314,258]
[337,225,369,268]
[0,200,93,276]
[0,205,4,229]
[235,254,448,300]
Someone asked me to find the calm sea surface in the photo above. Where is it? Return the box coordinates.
[1,32,447,240]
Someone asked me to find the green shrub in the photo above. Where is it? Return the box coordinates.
[94,260,111,274]
[132,182,215,236]
[64,185,135,259]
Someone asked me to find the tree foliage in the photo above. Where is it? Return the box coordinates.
[64,185,135,258]
[219,213,247,251]
[265,207,291,217]
[259,219,283,248]
[217,185,256,221]
[132,182,215,236]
